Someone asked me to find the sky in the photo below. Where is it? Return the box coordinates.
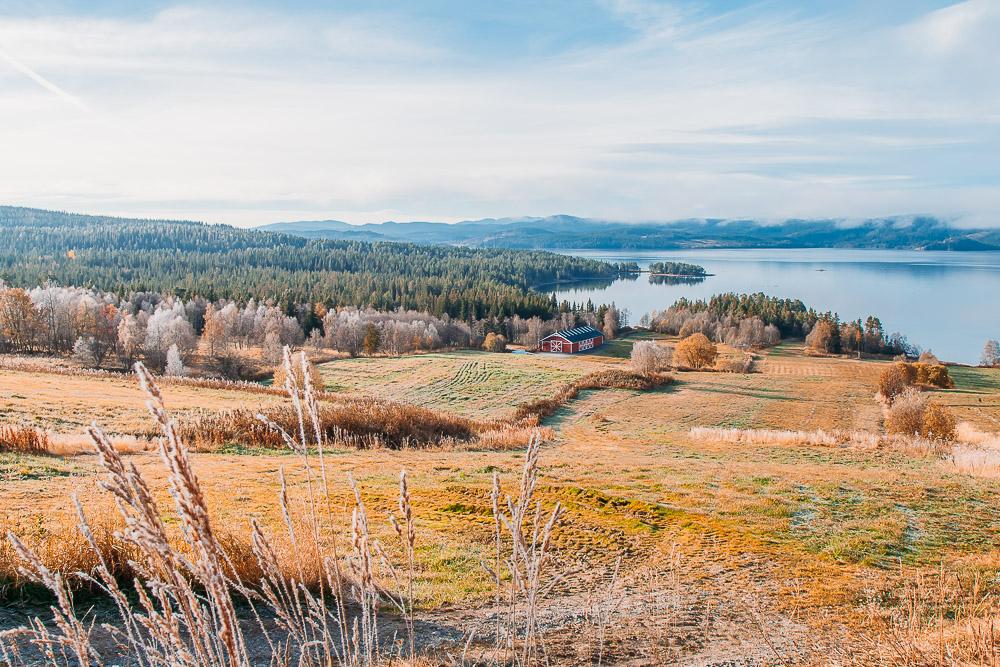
[1,0,998,227]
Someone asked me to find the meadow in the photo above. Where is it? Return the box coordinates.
[2,334,1000,663]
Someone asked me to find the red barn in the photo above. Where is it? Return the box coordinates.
[539,326,604,353]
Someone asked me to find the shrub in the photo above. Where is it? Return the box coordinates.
[918,350,939,365]
[674,333,718,370]
[630,340,671,374]
[880,361,953,398]
[882,390,956,441]
[921,402,957,441]
[913,362,953,389]
[877,364,910,402]
[482,332,508,353]
[884,388,927,437]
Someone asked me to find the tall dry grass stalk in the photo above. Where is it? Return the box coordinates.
[462,432,564,666]
[0,346,557,665]
[0,424,51,455]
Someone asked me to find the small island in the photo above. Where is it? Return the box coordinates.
[647,260,709,277]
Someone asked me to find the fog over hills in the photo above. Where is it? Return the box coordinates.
[261,215,1000,251]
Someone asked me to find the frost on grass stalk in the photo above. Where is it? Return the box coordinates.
[469,432,564,665]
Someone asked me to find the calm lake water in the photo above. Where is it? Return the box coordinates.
[552,249,1000,365]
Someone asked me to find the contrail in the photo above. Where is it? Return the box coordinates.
[0,47,88,112]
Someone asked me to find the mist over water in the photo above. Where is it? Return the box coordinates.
[552,249,1000,365]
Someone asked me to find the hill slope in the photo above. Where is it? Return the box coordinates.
[0,206,621,319]
[261,215,1000,250]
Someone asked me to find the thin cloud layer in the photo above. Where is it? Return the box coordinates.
[0,1,997,226]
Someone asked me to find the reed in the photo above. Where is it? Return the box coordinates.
[0,425,51,455]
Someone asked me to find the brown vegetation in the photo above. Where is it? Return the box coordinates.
[876,363,910,402]
[0,424,50,455]
[884,388,957,441]
[177,400,480,451]
[629,339,671,374]
[673,332,718,370]
[877,361,954,403]
[482,332,508,353]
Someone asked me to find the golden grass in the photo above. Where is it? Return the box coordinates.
[0,425,50,455]
[2,342,1000,662]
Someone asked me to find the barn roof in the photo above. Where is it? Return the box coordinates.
[542,326,603,343]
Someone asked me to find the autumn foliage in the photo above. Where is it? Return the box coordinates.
[674,333,718,370]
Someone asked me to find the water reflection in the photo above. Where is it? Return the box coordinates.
[648,274,708,286]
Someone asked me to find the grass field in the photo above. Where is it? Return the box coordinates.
[0,368,288,436]
[3,338,1000,662]
[317,349,604,418]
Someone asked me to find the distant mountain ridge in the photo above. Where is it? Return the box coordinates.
[260,215,1000,251]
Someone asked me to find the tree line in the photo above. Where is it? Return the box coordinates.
[641,292,912,356]
[0,207,633,322]
[0,282,625,377]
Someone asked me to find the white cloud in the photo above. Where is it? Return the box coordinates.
[0,3,997,226]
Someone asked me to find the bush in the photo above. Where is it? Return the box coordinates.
[482,332,508,353]
[877,364,910,402]
[884,388,927,437]
[918,350,939,365]
[879,361,953,400]
[674,333,718,370]
[913,362,953,388]
[630,340,671,374]
[921,403,957,441]
[882,389,957,441]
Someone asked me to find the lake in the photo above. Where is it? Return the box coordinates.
[552,249,1000,365]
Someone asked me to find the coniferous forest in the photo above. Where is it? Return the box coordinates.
[0,207,625,320]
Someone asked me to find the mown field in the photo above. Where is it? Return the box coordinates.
[2,335,1000,662]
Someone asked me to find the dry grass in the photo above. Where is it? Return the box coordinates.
[0,425,50,455]
[2,342,1000,663]
[511,369,671,424]
[946,423,1000,478]
[317,350,604,418]
[0,349,570,666]
[688,425,951,455]
[177,400,481,451]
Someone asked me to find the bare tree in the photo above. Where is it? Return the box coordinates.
[630,339,671,374]
[981,339,1000,367]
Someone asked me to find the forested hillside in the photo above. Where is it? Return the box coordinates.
[264,214,1000,250]
[0,207,623,320]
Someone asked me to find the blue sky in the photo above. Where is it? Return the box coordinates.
[1,1,997,226]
